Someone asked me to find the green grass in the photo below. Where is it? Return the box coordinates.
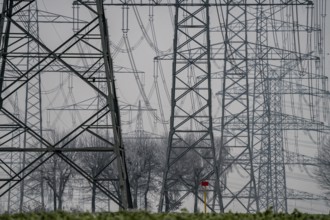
[0,209,329,220]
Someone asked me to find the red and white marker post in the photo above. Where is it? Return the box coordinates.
[201,181,209,213]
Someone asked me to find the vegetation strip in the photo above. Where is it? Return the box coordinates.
[1,210,330,220]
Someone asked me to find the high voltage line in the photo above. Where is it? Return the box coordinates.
[0,0,329,213]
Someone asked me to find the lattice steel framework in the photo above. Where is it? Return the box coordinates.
[158,0,221,212]
[19,1,44,212]
[251,1,318,213]
[151,0,315,213]
[218,0,258,213]
[0,0,132,210]
[0,0,326,213]
[136,101,144,141]
[251,2,272,212]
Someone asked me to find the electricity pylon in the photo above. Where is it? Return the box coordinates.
[158,0,221,212]
[21,1,44,212]
[250,1,323,213]
[0,0,132,210]
[1,0,326,213]
[153,0,314,213]
[218,0,258,212]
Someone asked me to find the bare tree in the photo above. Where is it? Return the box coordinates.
[315,137,330,196]
[41,131,77,211]
[79,134,116,212]
[125,137,163,210]
[161,135,226,213]
[43,155,75,210]
[160,134,208,212]
[25,130,77,211]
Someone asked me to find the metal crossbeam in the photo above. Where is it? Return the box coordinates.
[80,0,312,6]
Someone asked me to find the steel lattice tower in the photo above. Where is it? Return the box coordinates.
[218,0,258,212]
[210,0,319,213]
[251,1,317,212]
[252,3,272,212]
[158,0,221,212]
[135,101,144,141]
[0,0,132,210]
[20,1,44,212]
[0,0,327,213]
[154,0,318,213]
[251,3,288,212]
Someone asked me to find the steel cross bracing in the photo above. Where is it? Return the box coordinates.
[135,101,145,141]
[0,0,132,210]
[213,113,330,132]
[108,1,314,213]
[251,2,273,213]
[221,187,329,202]
[0,0,326,213]
[218,0,258,213]
[0,1,27,212]
[251,1,323,212]
[154,1,324,212]
[15,1,45,212]
[158,0,221,212]
[0,53,23,212]
[155,42,320,61]
[120,103,163,140]
[5,93,21,212]
[265,60,288,212]
[286,189,330,202]
[284,150,319,166]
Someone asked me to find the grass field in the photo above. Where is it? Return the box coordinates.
[0,209,330,220]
